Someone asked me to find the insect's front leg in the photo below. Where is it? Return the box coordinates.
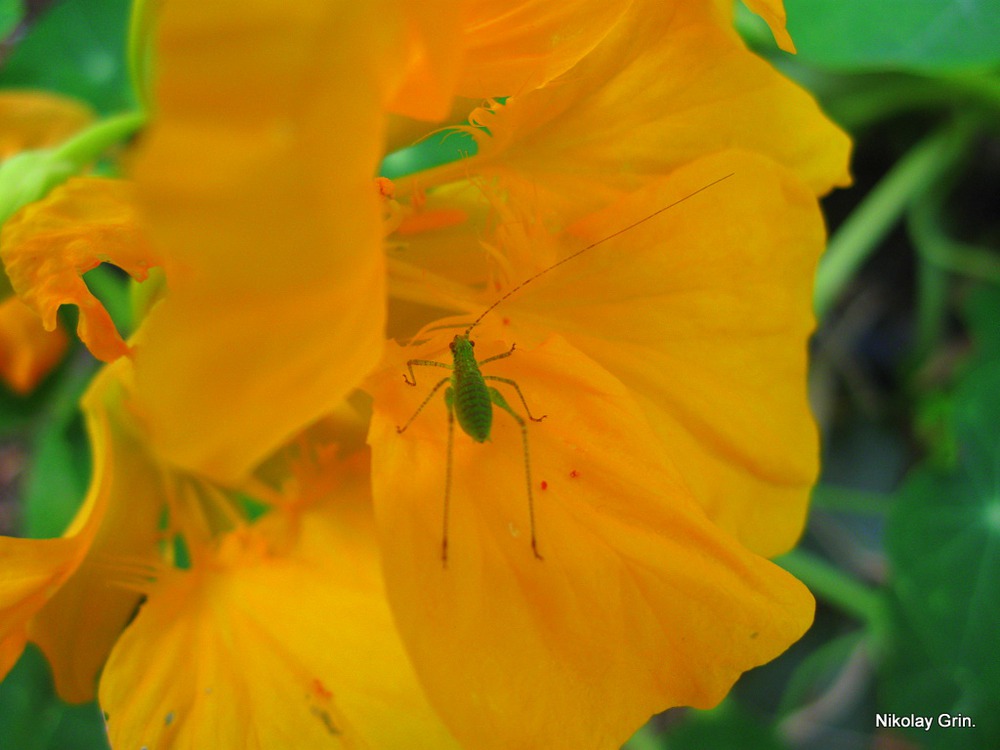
[477,342,517,366]
[402,358,451,386]
[396,377,451,434]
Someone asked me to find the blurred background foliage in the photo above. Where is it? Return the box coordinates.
[0,1,998,749]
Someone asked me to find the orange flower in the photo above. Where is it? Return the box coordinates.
[0,0,851,747]
[365,3,849,745]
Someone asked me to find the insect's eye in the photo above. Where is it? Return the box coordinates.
[470,341,475,348]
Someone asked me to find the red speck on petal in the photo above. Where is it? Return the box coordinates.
[569,469,579,478]
[311,678,333,701]
[540,481,548,490]
[502,317,510,326]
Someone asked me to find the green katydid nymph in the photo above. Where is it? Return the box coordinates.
[395,172,734,566]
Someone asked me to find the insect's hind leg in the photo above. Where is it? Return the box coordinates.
[442,387,456,567]
[396,377,450,434]
[487,387,544,561]
[484,375,547,422]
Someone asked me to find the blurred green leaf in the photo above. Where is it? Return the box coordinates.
[883,357,1000,747]
[785,0,1000,72]
[881,599,1000,749]
[661,703,784,750]
[0,0,23,40]
[21,348,96,538]
[22,405,90,536]
[0,646,109,750]
[0,0,133,114]
[963,285,1000,364]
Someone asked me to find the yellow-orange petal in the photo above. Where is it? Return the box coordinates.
[0,360,127,683]
[0,91,94,160]
[128,0,396,482]
[0,296,68,393]
[742,0,796,53]
[496,152,822,556]
[368,334,814,748]
[467,2,848,223]
[455,0,632,99]
[100,479,459,748]
[388,0,464,120]
[0,177,158,362]
[388,0,632,120]
[0,536,82,681]
[0,629,27,680]
[29,358,166,702]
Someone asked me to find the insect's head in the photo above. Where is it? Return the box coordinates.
[450,334,474,355]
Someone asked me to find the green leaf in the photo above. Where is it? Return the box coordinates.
[22,407,90,537]
[0,0,23,41]
[881,599,1000,750]
[0,646,109,750]
[784,0,1000,72]
[0,0,133,114]
[625,702,785,750]
[662,703,784,750]
[20,346,96,538]
[963,285,1000,365]
[883,359,1000,747]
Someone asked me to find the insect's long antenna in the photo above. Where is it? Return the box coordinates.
[463,172,735,337]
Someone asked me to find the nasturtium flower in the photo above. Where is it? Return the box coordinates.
[377,0,850,558]
[364,3,849,746]
[0,0,852,747]
[368,149,830,747]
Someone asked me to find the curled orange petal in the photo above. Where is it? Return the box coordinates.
[0,296,68,393]
[742,0,796,53]
[0,177,159,362]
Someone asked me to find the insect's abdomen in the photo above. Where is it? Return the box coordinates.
[452,339,492,442]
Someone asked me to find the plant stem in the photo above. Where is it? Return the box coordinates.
[777,548,884,628]
[127,0,155,111]
[53,110,147,166]
[813,118,976,319]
